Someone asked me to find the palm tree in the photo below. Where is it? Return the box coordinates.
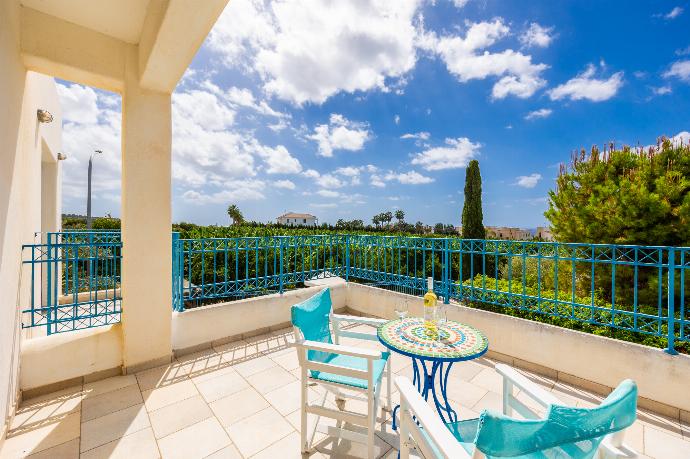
[226,204,244,225]
[383,211,393,227]
[394,209,405,224]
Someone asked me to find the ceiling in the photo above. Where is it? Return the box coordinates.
[21,0,151,44]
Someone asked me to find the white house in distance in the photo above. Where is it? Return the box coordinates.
[277,212,318,227]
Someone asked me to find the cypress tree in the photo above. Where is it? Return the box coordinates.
[462,160,485,239]
[461,160,485,280]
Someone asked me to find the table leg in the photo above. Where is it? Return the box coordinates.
[391,358,459,430]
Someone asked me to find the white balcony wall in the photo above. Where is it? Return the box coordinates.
[0,0,63,441]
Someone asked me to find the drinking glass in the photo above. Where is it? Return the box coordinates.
[395,300,409,320]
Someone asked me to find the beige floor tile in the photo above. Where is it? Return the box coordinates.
[1,411,80,458]
[10,388,83,434]
[189,362,237,385]
[264,380,322,416]
[232,355,277,378]
[142,380,199,412]
[644,424,690,459]
[448,360,484,382]
[269,349,300,371]
[246,365,297,394]
[82,384,143,422]
[226,406,295,457]
[194,370,249,403]
[25,438,80,459]
[80,403,150,452]
[84,375,137,398]
[444,379,488,408]
[177,349,234,384]
[204,444,243,459]
[136,363,190,392]
[213,340,251,363]
[469,367,504,393]
[472,391,503,413]
[149,395,213,439]
[622,420,645,455]
[80,427,159,459]
[250,431,306,459]
[313,423,391,459]
[158,418,231,459]
[210,386,269,427]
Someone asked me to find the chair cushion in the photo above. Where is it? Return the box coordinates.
[310,351,390,390]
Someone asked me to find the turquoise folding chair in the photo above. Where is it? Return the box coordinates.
[292,288,392,459]
[397,364,638,459]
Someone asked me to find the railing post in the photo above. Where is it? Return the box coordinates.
[443,238,450,304]
[665,248,678,355]
[345,235,350,282]
[171,232,181,312]
[279,237,284,295]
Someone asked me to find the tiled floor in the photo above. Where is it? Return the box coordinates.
[2,324,690,458]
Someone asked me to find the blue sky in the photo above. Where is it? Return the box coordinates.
[58,0,690,228]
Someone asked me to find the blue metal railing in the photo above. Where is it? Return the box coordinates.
[22,232,690,353]
[22,231,121,335]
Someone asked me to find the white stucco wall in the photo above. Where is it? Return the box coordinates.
[172,282,347,352]
[0,0,63,441]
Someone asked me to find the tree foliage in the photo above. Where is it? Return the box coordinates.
[545,139,690,245]
[461,160,486,240]
[226,204,244,225]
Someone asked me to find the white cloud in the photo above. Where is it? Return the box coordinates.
[548,64,624,102]
[452,0,469,7]
[676,46,690,56]
[57,83,100,124]
[384,171,434,185]
[334,166,361,177]
[664,60,690,82]
[519,23,555,48]
[251,142,302,174]
[663,6,683,19]
[394,115,400,125]
[310,203,338,209]
[316,189,341,198]
[308,114,371,157]
[209,0,420,105]
[370,176,386,187]
[420,19,548,99]
[182,180,266,204]
[57,84,122,209]
[274,180,296,190]
[400,131,430,140]
[524,108,553,120]
[652,86,672,95]
[515,173,542,188]
[410,137,480,171]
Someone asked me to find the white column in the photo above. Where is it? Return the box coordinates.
[120,47,172,371]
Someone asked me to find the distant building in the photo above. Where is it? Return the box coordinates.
[485,226,533,241]
[277,212,318,227]
[536,226,554,241]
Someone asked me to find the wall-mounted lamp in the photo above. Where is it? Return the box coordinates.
[57,152,67,161]
[37,109,53,123]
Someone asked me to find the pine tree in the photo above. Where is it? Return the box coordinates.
[462,160,485,239]
[461,160,485,280]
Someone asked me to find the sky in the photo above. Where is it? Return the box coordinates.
[57,0,690,228]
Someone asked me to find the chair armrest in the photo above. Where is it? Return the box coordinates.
[332,314,387,327]
[495,363,561,408]
[396,376,472,459]
[295,339,382,360]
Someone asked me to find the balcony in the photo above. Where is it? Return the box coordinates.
[3,319,690,458]
[3,233,690,457]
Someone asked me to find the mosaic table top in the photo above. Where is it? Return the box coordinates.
[377,317,489,362]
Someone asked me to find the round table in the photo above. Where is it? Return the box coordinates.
[377,317,489,429]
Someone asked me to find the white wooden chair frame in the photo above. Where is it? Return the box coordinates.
[397,363,637,459]
[294,312,392,459]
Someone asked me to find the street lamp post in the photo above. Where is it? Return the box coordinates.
[86,150,103,230]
